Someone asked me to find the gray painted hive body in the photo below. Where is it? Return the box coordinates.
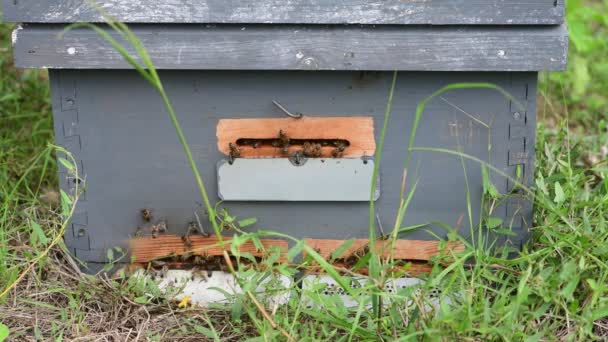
[5,0,567,271]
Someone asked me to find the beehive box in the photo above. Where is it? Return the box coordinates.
[6,1,567,272]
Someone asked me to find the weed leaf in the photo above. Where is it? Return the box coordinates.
[592,306,608,320]
[0,323,8,342]
[193,325,218,339]
[237,218,257,228]
[57,157,74,171]
[486,217,503,229]
[30,219,49,246]
[554,182,565,203]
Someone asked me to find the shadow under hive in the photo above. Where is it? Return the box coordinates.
[5,0,568,272]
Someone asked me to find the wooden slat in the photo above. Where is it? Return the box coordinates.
[308,261,435,277]
[2,0,564,25]
[216,117,375,158]
[304,238,464,261]
[12,24,569,71]
[129,235,289,263]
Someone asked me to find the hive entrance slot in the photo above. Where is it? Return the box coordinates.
[236,138,350,149]
[217,117,375,158]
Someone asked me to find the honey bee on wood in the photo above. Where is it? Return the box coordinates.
[352,244,370,259]
[278,129,290,154]
[150,219,167,238]
[141,208,153,222]
[228,142,241,163]
[156,220,167,233]
[192,254,218,276]
[339,243,370,266]
[302,142,313,157]
[182,222,200,248]
[180,250,193,262]
[331,141,347,158]
[310,143,322,158]
[181,234,193,248]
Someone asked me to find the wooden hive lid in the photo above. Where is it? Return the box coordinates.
[3,0,564,25]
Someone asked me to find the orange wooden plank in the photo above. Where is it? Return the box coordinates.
[129,235,289,263]
[216,117,375,158]
[304,239,464,261]
[305,261,434,277]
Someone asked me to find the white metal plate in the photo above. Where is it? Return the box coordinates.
[217,158,379,201]
[135,270,292,307]
[301,274,451,309]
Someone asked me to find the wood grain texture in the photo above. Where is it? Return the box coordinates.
[305,261,435,277]
[129,235,288,262]
[12,24,568,71]
[304,239,465,261]
[2,0,564,25]
[217,117,375,158]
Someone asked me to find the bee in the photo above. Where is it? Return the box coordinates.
[191,266,210,282]
[278,130,290,154]
[195,253,214,267]
[302,142,313,157]
[192,255,202,266]
[182,222,199,248]
[180,250,193,262]
[168,253,180,263]
[339,244,369,266]
[216,257,227,272]
[181,234,193,248]
[133,226,143,237]
[352,244,370,260]
[150,260,166,268]
[331,141,347,158]
[160,264,169,278]
[310,143,322,158]
[156,220,167,233]
[376,214,389,240]
[228,142,241,163]
[150,219,167,238]
[141,208,153,222]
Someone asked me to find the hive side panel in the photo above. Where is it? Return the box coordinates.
[49,71,94,260]
[49,70,533,266]
[2,0,564,25]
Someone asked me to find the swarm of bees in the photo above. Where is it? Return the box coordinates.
[135,208,247,281]
[231,129,349,160]
[144,253,252,281]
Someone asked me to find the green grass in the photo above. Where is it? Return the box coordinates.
[1,2,608,340]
